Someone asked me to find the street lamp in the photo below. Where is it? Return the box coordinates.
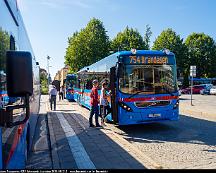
[47,55,51,87]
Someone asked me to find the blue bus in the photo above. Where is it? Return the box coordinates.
[189,77,216,85]
[65,74,77,101]
[74,49,179,125]
[0,0,40,169]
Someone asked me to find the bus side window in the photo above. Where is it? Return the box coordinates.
[86,80,92,90]
[77,79,81,88]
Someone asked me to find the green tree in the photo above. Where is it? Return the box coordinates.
[84,18,110,64]
[40,68,48,94]
[65,31,80,72]
[65,18,110,72]
[0,28,10,71]
[185,33,216,78]
[111,26,147,52]
[152,28,188,86]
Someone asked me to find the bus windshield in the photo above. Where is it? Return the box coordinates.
[66,76,76,88]
[119,64,177,95]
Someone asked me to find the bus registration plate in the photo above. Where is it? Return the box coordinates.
[149,113,161,118]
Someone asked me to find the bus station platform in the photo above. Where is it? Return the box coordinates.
[46,96,161,169]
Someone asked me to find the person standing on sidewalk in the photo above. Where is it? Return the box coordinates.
[49,85,57,110]
[89,80,101,128]
[59,86,64,101]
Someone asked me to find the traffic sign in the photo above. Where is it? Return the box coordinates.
[190,66,196,77]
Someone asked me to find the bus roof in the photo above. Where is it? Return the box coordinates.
[78,50,175,74]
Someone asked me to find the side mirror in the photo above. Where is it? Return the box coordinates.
[117,62,124,78]
[6,51,33,97]
[0,51,33,127]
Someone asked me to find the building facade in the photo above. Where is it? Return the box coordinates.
[54,65,70,87]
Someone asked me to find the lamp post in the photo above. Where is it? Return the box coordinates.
[47,55,51,87]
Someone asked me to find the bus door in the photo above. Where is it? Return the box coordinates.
[110,67,118,123]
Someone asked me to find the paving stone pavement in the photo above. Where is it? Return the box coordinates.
[47,99,149,169]
[62,98,216,169]
[31,95,216,169]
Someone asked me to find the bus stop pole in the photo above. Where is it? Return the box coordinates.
[191,75,193,106]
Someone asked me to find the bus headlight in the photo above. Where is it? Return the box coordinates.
[173,100,179,109]
[118,101,133,112]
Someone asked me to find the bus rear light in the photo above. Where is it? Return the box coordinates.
[118,101,133,112]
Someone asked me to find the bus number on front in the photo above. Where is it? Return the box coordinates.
[129,56,168,64]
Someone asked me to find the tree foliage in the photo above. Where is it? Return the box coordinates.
[65,18,110,72]
[111,26,148,52]
[152,28,188,85]
[0,28,10,71]
[153,28,188,69]
[40,68,48,94]
[64,18,216,87]
[185,33,216,78]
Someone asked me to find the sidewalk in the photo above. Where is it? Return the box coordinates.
[179,95,216,122]
[46,96,162,169]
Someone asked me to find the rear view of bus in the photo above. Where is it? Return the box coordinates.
[113,50,179,125]
[65,74,76,101]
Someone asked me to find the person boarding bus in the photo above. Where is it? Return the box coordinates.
[100,82,111,126]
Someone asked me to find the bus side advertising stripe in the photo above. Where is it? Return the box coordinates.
[74,90,82,95]
[123,96,178,102]
[84,92,91,97]
[0,94,8,97]
[5,124,25,166]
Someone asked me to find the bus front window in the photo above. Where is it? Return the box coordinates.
[119,65,177,95]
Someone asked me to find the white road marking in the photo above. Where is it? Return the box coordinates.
[56,112,96,169]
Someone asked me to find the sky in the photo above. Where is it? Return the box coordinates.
[17,0,216,79]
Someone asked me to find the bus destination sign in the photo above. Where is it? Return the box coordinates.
[128,56,169,64]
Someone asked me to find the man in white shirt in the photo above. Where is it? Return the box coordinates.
[49,85,57,110]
